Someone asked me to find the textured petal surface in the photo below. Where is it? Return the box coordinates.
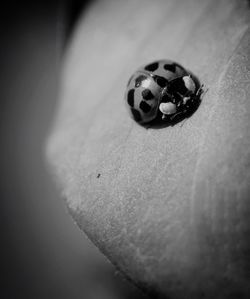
[47,0,250,298]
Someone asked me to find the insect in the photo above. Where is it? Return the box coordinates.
[125,60,204,125]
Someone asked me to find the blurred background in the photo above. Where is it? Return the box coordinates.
[0,1,146,298]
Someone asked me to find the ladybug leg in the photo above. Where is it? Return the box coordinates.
[196,85,203,97]
[179,117,188,127]
[169,111,184,121]
[196,84,208,98]
[162,114,169,121]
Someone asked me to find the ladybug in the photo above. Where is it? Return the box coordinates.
[125,60,204,125]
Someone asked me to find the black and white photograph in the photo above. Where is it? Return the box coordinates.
[1,1,250,298]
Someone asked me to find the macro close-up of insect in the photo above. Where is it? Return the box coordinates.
[125,60,204,126]
[1,1,250,299]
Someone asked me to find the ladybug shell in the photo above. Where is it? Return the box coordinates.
[125,60,188,124]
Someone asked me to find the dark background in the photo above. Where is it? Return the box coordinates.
[0,1,146,298]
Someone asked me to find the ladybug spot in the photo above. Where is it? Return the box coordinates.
[145,62,159,72]
[153,75,168,88]
[131,108,142,122]
[139,101,151,113]
[135,75,147,88]
[127,89,135,107]
[164,63,177,73]
[141,89,154,100]
[169,78,188,95]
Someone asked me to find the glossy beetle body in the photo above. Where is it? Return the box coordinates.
[125,60,203,125]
